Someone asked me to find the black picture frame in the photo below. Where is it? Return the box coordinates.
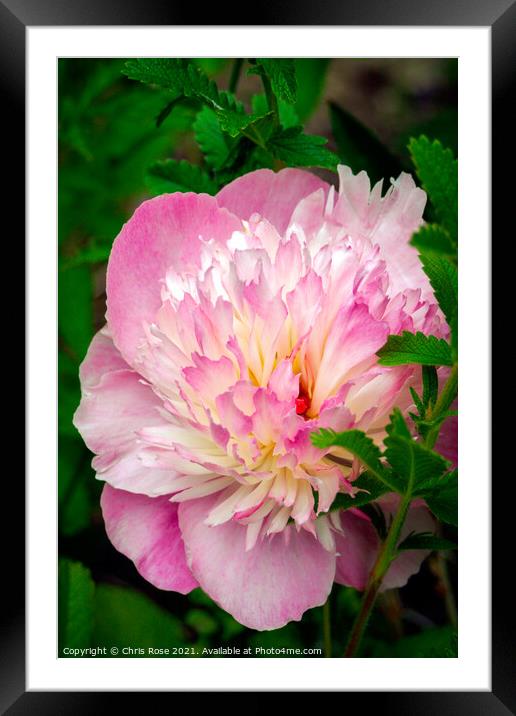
[8,0,510,710]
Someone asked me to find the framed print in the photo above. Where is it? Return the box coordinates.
[6,0,511,709]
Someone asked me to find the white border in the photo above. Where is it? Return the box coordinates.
[27,27,490,691]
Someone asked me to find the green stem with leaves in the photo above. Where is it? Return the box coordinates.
[343,362,458,656]
[426,363,458,448]
[344,486,413,657]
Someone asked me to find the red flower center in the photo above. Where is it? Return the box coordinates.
[295,394,310,416]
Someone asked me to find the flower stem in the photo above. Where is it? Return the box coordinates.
[323,595,332,657]
[344,483,414,657]
[426,363,458,449]
[228,58,243,94]
[435,552,458,629]
[343,363,458,656]
[261,72,280,127]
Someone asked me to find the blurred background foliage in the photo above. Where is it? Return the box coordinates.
[58,57,458,658]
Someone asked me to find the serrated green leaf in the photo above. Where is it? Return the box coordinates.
[59,559,95,653]
[193,106,236,171]
[384,430,449,492]
[385,407,412,440]
[329,102,403,184]
[329,471,390,512]
[311,428,399,492]
[267,126,339,170]
[124,59,263,139]
[411,224,455,257]
[255,59,297,104]
[424,469,458,525]
[93,584,188,654]
[420,253,458,328]
[398,532,457,551]
[252,93,299,129]
[377,331,453,366]
[409,136,458,244]
[145,159,217,196]
[123,58,189,92]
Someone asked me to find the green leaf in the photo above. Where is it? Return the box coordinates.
[294,59,330,121]
[59,559,95,654]
[252,93,299,129]
[424,469,458,525]
[411,224,455,257]
[193,106,237,171]
[420,253,458,328]
[329,471,390,512]
[409,387,425,417]
[123,59,261,139]
[267,126,339,170]
[398,532,457,551]
[123,58,189,91]
[377,331,453,366]
[409,136,458,244]
[329,102,403,184]
[93,584,188,654]
[384,414,449,492]
[255,59,297,104]
[145,159,217,196]
[385,407,412,440]
[311,428,398,491]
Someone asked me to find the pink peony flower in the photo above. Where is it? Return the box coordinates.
[74,166,446,630]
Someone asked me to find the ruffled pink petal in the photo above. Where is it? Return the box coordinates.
[178,494,336,630]
[369,174,433,301]
[79,325,130,389]
[101,485,198,593]
[310,303,389,415]
[73,368,180,495]
[334,496,435,591]
[106,192,242,366]
[216,168,330,235]
[334,510,379,590]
